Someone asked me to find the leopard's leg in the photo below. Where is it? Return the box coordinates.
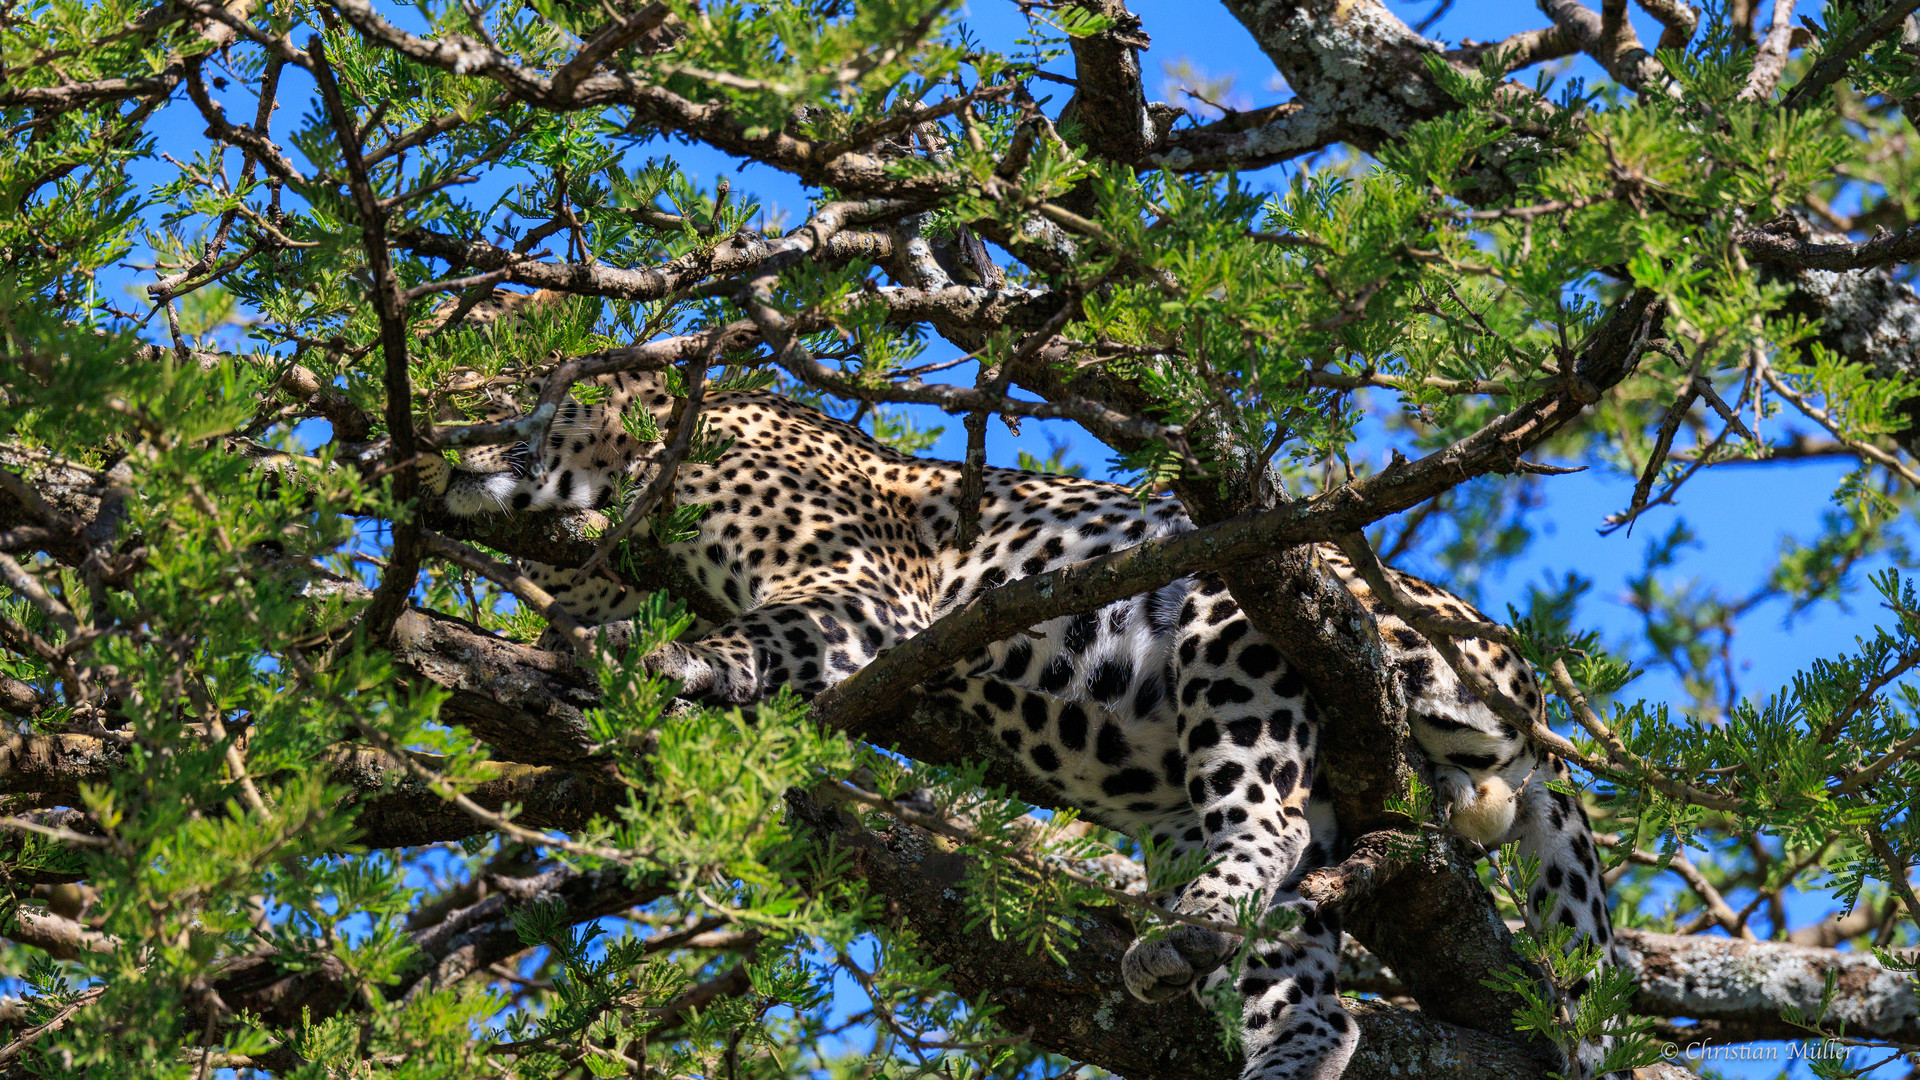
[933,668,1354,1080]
[1122,585,1357,1078]
[626,584,925,704]
[1121,590,1313,999]
[1507,755,1613,960]
[1194,773,1353,1080]
[1503,753,1621,1077]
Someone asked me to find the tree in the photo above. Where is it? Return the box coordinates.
[2,0,1920,1076]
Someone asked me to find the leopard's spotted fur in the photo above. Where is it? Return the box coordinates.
[425,366,1621,1080]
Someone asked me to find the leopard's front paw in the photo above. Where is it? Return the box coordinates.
[641,641,719,696]
[1122,923,1239,1003]
[536,619,637,656]
[640,641,769,704]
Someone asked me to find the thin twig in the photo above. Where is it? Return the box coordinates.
[1616,343,1707,531]
[1821,641,1920,743]
[1863,825,1920,928]
[1832,725,1920,797]
[577,350,713,579]
[955,292,1081,548]
[190,678,270,818]
[0,986,108,1065]
[352,720,637,863]
[741,282,1185,449]
[1456,195,1606,221]
[400,267,516,305]
[1606,838,1753,938]
[419,531,597,660]
[1780,0,1920,109]
[0,814,113,849]
[1755,354,1920,489]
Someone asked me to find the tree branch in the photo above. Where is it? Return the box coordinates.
[1779,0,1920,109]
[321,0,966,198]
[1739,221,1920,271]
[396,198,914,307]
[1150,102,1340,173]
[1059,0,1155,165]
[1739,0,1800,101]
[1538,0,1675,95]
[1621,927,1920,1044]
[787,789,1592,1080]
[194,863,667,1032]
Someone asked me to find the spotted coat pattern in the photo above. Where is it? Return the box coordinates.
[426,370,1621,1080]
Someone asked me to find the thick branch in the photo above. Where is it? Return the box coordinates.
[1758,221,1920,449]
[0,76,174,110]
[1620,927,1920,1044]
[1060,0,1155,164]
[1638,0,1700,53]
[549,1,683,101]
[1218,550,1417,835]
[1207,0,1449,158]
[0,449,124,571]
[1741,0,1799,101]
[387,607,602,764]
[0,1,246,119]
[2,910,114,961]
[787,790,1582,1080]
[10,700,1903,1058]
[1536,0,1674,95]
[1151,103,1339,173]
[1335,835,1543,1040]
[1739,222,1920,271]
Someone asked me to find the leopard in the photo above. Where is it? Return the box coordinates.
[422,361,1622,1080]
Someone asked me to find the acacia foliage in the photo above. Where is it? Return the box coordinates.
[1,0,1919,1078]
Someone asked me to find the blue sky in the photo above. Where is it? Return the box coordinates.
[108,0,1899,1074]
